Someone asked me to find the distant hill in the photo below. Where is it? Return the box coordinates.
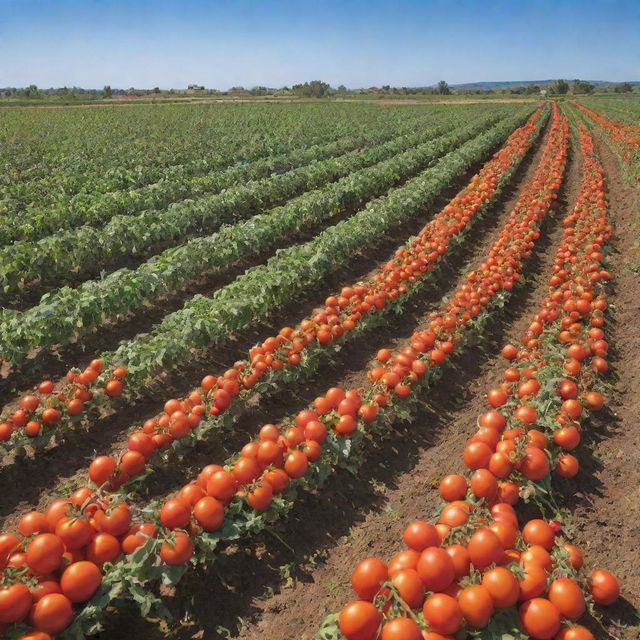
[449,80,639,90]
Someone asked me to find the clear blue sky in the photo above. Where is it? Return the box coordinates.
[0,0,638,89]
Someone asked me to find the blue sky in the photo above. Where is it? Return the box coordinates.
[0,0,638,89]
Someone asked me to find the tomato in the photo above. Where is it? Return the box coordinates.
[548,578,585,619]
[29,593,73,634]
[417,547,455,592]
[93,503,131,536]
[521,545,553,572]
[0,533,20,567]
[159,531,193,565]
[232,456,261,484]
[555,626,595,640]
[519,598,561,639]
[467,528,503,570]
[463,442,492,470]
[26,534,65,575]
[338,600,381,640]
[284,450,308,478]
[380,617,422,640]
[86,533,121,567]
[563,543,584,570]
[246,481,273,511]
[522,519,555,550]
[403,521,440,551]
[518,563,548,601]
[519,447,550,480]
[105,380,123,397]
[160,499,191,530]
[206,470,237,503]
[445,544,470,578]
[88,456,117,486]
[60,561,102,602]
[422,593,462,635]
[30,581,62,603]
[438,475,467,502]
[482,567,520,607]
[588,569,619,605]
[55,516,94,550]
[458,584,494,628]
[121,523,157,554]
[351,557,387,601]
[0,583,32,623]
[193,497,224,531]
[470,468,498,499]
[387,549,421,576]
[46,499,71,531]
[391,569,425,608]
[120,450,146,476]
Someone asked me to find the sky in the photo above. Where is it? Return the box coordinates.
[0,0,639,89]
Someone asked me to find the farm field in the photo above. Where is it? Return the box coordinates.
[0,97,639,640]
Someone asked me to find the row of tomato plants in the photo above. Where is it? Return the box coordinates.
[0,109,452,246]
[571,101,640,185]
[0,109,511,296]
[316,121,619,640]
[0,108,515,365]
[0,107,538,456]
[3,102,420,211]
[0,103,564,639]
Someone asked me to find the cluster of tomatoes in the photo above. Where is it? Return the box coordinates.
[331,125,620,640]
[572,102,640,170]
[368,104,568,405]
[459,125,611,507]
[338,509,618,640]
[0,359,127,445]
[0,108,548,638]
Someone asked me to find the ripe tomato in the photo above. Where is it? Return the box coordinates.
[18,512,49,537]
[160,499,191,530]
[403,521,440,551]
[519,597,561,639]
[60,561,102,602]
[522,519,555,550]
[193,497,224,531]
[86,533,121,568]
[246,481,273,511]
[55,517,94,551]
[548,578,585,619]
[26,534,65,575]
[29,593,73,634]
[458,584,494,628]
[417,547,455,592]
[481,567,520,607]
[518,563,548,601]
[159,531,193,565]
[555,626,595,640]
[380,617,422,640]
[467,528,503,569]
[390,569,425,609]
[351,557,387,601]
[438,475,467,502]
[338,600,381,640]
[422,593,462,635]
[588,569,619,605]
[0,583,32,623]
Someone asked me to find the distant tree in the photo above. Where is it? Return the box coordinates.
[24,84,39,97]
[103,85,112,98]
[614,82,633,93]
[336,84,347,93]
[525,84,541,94]
[292,80,331,98]
[572,79,595,94]
[551,79,570,95]
[153,86,160,94]
[437,80,451,95]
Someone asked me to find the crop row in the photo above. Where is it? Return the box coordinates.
[0,103,564,639]
[2,103,427,209]
[572,101,640,184]
[0,109,452,245]
[0,109,512,296]
[0,109,510,364]
[317,120,619,640]
[0,106,536,456]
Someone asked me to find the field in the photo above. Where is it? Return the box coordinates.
[0,97,639,640]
